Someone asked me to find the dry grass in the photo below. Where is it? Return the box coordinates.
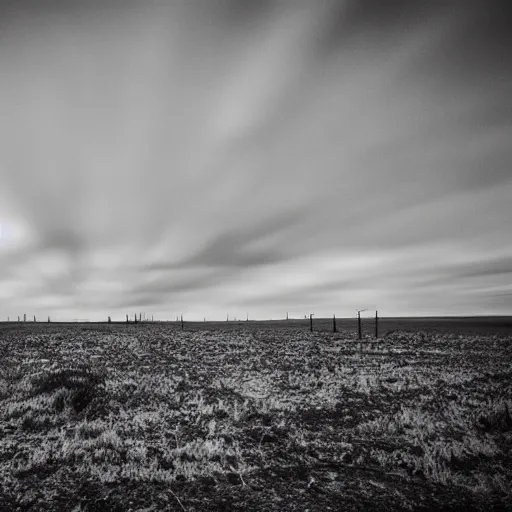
[0,323,511,510]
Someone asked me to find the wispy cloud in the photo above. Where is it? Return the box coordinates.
[0,1,511,320]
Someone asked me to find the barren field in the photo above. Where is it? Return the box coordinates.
[1,322,511,511]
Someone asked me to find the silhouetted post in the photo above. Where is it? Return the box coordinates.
[246,312,249,322]
[18,316,20,322]
[226,313,229,322]
[152,315,154,322]
[134,313,138,324]
[126,314,129,324]
[358,311,362,340]
[375,310,379,338]
[180,314,184,330]
[310,313,314,332]
[34,315,36,322]
[333,314,337,333]
[286,312,288,321]
[108,316,111,324]
[24,314,26,322]
[48,316,50,323]
[7,317,9,322]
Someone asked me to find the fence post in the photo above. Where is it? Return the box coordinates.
[310,313,314,332]
[126,314,129,324]
[181,314,184,330]
[358,311,362,340]
[34,315,36,322]
[24,314,26,322]
[48,316,50,323]
[375,310,378,338]
[333,314,337,333]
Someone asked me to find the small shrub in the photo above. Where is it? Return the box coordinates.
[32,366,107,416]
[31,367,105,396]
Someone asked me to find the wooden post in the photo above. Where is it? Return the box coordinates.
[18,316,20,322]
[181,314,184,330]
[126,314,129,324]
[375,310,378,338]
[24,314,26,322]
[108,316,111,324]
[333,314,337,333]
[358,311,362,340]
[48,316,50,323]
[286,311,288,321]
[310,313,314,332]
[34,315,36,322]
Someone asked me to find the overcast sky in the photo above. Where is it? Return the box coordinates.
[0,0,511,321]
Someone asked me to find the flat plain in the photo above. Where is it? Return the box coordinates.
[1,318,511,511]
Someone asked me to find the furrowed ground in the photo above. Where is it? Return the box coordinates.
[0,323,511,511]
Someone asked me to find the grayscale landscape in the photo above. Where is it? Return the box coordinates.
[1,0,511,510]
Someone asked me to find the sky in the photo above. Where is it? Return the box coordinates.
[0,0,511,321]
